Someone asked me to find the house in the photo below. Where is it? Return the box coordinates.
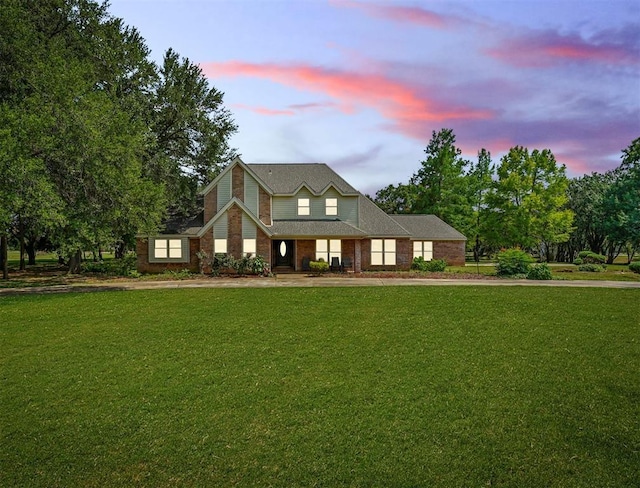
[136,157,466,273]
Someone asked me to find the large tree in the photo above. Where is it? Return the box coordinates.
[483,147,574,256]
[602,137,640,263]
[466,148,495,261]
[411,129,472,232]
[0,0,237,274]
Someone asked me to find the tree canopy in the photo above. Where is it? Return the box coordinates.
[0,0,237,274]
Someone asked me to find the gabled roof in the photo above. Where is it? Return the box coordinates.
[357,196,411,237]
[390,214,467,241]
[197,197,273,238]
[270,219,367,238]
[247,163,360,195]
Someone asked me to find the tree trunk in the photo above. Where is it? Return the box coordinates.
[67,249,83,274]
[19,218,25,271]
[115,241,125,259]
[1,234,8,280]
[26,237,37,266]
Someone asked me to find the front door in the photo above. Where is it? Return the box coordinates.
[274,240,294,268]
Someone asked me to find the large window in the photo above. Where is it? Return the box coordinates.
[325,198,338,216]
[150,237,189,263]
[371,239,396,265]
[413,241,433,261]
[243,238,257,257]
[316,239,341,262]
[297,198,310,216]
[154,238,182,259]
[214,239,227,254]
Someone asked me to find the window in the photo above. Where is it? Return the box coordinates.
[154,238,182,259]
[316,239,341,262]
[297,198,310,216]
[243,238,257,257]
[214,239,227,254]
[371,239,396,265]
[325,198,338,216]
[413,241,433,261]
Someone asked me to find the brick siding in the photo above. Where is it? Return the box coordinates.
[136,238,200,273]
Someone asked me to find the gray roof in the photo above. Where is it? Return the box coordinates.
[248,163,359,195]
[270,219,367,238]
[390,214,467,241]
[357,197,411,237]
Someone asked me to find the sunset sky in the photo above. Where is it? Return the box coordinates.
[108,0,640,195]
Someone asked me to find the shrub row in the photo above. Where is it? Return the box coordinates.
[411,257,447,272]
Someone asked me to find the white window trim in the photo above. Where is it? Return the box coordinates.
[325,198,338,216]
[413,241,433,261]
[214,239,227,254]
[371,239,396,266]
[297,198,310,216]
[243,238,257,257]
[315,239,341,262]
[150,237,188,263]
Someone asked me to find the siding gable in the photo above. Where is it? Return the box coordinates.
[244,171,260,216]
[217,171,232,209]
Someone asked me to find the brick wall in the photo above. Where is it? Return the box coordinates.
[203,186,217,222]
[434,240,466,266]
[360,238,412,271]
[232,165,244,200]
[136,238,200,273]
[259,187,271,225]
[257,228,270,267]
[296,240,315,270]
[228,204,243,257]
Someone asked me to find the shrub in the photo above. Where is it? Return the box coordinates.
[411,257,447,272]
[578,263,605,272]
[576,251,606,264]
[81,254,137,276]
[629,262,640,274]
[527,263,552,280]
[572,258,583,266]
[309,261,329,275]
[495,249,534,276]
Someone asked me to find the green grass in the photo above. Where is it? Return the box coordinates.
[1,287,639,487]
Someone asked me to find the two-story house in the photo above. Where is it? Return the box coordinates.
[136,157,466,273]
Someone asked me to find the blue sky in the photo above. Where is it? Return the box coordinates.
[108,0,640,195]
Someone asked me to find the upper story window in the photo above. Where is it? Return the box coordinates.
[325,198,338,216]
[297,198,310,216]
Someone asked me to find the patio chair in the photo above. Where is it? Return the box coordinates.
[330,256,341,272]
[302,256,311,272]
[342,257,353,272]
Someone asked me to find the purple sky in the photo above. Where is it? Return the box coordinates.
[108,0,640,195]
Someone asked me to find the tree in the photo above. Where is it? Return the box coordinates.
[483,147,574,256]
[466,148,494,261]
[411,129,471,232]
[147,49,238,217]
[372,183,418,214]
[0,0,237,275]
[603,137,640,263]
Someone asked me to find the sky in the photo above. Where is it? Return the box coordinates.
[108,0,640,195]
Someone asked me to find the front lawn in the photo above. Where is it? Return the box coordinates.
[1,287,639,487]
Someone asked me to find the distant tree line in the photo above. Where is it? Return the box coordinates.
[372,129,640,264]
[0,0,237,278]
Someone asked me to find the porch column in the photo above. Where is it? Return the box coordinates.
[354,239,362,273]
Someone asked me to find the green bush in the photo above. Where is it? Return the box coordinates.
[572,258,583,266]
[576,251,606,264]
[496,249,534,276]
[81,254,137,276]
[578,263,605,272]
[527,263,552,280]
[309,261,329,275]
[411,257,447,272]
[629,262,640,274]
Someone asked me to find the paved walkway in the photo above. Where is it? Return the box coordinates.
[2,274,640,295]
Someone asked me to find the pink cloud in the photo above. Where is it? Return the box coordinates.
[201,61,494,138]
[331,0,457,29]
[487,28,639,67]
[234,103,295,116]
